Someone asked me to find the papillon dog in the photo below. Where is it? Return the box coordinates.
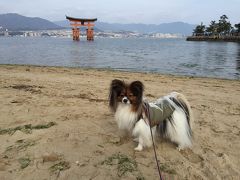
[109,79,193,151]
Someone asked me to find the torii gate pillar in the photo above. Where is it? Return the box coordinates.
[66,16,97,41]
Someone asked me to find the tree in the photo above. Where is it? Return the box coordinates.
[206,21,218,35]
[234,23,240,33]
[193,22,205,36]
[217,15,232,35]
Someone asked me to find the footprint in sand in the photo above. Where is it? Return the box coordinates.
[180,149,203,164]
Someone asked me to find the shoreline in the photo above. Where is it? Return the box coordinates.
[1,63,239,81]
[186,35,240,42]
[0,64,239,179]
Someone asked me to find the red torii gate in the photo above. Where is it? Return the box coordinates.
[66,16,97,41]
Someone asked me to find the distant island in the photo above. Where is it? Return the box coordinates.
[186,15,240,42]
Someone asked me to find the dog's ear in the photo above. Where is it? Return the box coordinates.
[130,81,144,97]
[130,81,144,106]
[109,79,125,112]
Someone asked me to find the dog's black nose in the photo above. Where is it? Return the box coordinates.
[123,98,128,103]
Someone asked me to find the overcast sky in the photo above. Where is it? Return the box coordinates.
[0,0,239,25]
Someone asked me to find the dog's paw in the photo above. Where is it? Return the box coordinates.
[134,144,143,151]
[177,145,183,151]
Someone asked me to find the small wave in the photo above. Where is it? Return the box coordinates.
[180,63,199,68]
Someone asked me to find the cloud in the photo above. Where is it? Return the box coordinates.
[0,0,239,24]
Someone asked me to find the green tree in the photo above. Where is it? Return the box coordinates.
[193,22,205,36]
[234,23,240,33]
[217,15,232,35]
[206,21,218,35]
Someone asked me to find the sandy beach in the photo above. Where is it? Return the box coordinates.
[0,64,239,180]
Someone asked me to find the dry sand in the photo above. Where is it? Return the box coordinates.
[0,65,239,180]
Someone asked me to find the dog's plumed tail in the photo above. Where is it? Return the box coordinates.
[162,92,193,150]
[173,92,194,130]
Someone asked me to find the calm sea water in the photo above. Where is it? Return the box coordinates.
[0,37,239,79]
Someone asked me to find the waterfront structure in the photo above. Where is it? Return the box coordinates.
[66,16,97,41]
[186,32,240,42]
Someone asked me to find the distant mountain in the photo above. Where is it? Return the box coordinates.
[55,20,196,35]
[0,13,195,35]
[0,13,62,31]
[96,22,196,35]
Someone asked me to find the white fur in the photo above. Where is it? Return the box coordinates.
[114,92,193,151]
[132,119,156,151]
[165,109,192,150]
[115,103,138,131]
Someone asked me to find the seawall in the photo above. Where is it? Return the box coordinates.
[186,36,240,42]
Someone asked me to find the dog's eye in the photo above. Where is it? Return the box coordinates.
[129,94,134,97]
